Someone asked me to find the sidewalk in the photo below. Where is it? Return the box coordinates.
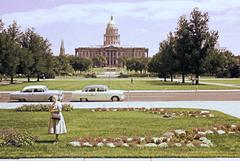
[1,101,240,118]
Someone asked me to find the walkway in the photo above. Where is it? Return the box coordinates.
[1,101,240,118]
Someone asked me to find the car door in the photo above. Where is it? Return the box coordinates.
[21,88,33,101]
[84,87,97,101]
[96,87,108,101]
[32,88,46,101]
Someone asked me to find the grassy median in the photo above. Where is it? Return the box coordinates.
[1,78,239,91]
[0,108,240,158]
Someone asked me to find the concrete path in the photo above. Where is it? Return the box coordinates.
[1,101,240,118]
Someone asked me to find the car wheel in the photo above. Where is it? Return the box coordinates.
[111,96,120,102]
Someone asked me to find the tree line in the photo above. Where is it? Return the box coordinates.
[0,20,54,83]
[56,54,150,75]
[0,20,94,83]
[148,8,240,84]
[1,8,239,84]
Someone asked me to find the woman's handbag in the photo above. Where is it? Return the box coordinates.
[51,112,61,120]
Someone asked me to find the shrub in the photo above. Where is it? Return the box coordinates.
[0,128,37,147]
[118,72,129,78]
[84,73,97,78]
[16,104,74,112]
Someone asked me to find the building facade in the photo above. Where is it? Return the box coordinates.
[75,16,148,67]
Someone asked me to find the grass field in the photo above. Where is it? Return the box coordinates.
[202,79,240,85]
[0,108,240,158]
[1,78,239,91]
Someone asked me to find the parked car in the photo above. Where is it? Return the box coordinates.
[71,85,124,102]
[10,85,63,102]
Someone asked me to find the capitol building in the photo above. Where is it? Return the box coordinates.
[75,16,149,67]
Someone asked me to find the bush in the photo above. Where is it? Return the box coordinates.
[84,73,97,78]
[41,71,56,79]
[118,72,129,78]
[0,128,37,147]
[16,104,74,112]
[128,73,150,77]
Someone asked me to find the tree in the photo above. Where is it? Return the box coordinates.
[203,49,224,76]
[188,8,218,84]
[126,58,136,72]
[18,28,34,82]
[220,51,240,78]
[53,55,74,76]
[203,49,240,78]
[138,57,149,74]
[175,16,192,83]
[92,54,106,67]
[69,56,92,72]
[0,20,54,82]
[126,57,149,74]
[24,29,53,81]
[0,19,5,81]
[148,53,166,79]
[148,33,178,82]
[161,33,178,82]
[2,21,22,83]
[117,56,128,67]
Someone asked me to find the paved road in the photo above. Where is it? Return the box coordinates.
[125,90,240,101]
[1,90,240,102]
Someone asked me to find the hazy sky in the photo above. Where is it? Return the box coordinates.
[1,0,240,56]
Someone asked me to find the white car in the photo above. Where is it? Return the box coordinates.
[71,85,124,102]
[10,85,63,102]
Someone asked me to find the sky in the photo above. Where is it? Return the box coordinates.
[1,0,240,56]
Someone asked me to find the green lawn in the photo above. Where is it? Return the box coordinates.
[203,79,240,85]
[0,108,240,158]
[1,79,239,91]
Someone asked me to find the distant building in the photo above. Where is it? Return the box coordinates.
[75,16,148,67]
[60,40,65,56]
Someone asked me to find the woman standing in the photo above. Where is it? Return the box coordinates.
[48,95,67,142]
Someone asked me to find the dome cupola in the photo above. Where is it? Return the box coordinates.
[104,15,120,46]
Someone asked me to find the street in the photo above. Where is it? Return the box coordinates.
[0,90,240,102]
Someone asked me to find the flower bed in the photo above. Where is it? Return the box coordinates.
[0,128,37,147]
[16,104,73,112]
[91,108,215,118]
[70,123,240,148]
